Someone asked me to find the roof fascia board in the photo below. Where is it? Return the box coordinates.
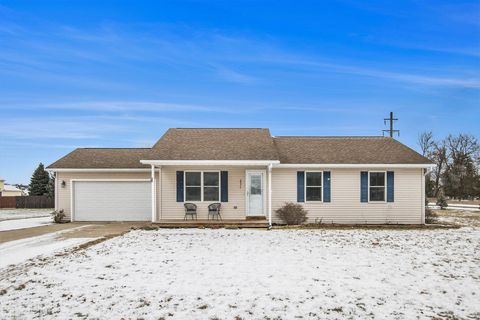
[140,160,280,166]
[46,168,153,172]
[275,163,435,169]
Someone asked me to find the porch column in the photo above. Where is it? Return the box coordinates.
[268,164,272,228]
[151,164,156,222]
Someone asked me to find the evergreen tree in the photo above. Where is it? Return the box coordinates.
[46,173,55,198]
[28,163,50,196]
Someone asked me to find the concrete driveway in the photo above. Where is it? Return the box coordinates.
[0,221,151,245]
[0,221,152,269]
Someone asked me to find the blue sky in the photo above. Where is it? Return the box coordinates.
[0,0,479,184]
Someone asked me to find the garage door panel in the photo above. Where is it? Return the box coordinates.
[73,181,151,221]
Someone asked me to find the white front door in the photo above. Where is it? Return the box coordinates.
[246,171,265,216]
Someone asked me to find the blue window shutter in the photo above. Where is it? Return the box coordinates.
[323,171,331,202]
[297,171,305,202]
[221,171,228,202]
[360,171,368,202]
[176,171,184,202]
[387,171,394,202]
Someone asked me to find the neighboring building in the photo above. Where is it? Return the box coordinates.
[46,128,434,225]
[0,179,25,197]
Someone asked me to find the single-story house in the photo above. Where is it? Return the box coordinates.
[0,179,25,197]
[46,128,434,225]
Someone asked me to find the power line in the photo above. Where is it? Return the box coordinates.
[382,111,400,138]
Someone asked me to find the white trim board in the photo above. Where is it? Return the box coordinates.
[49,162,434,172]
[275,164,434,169]
[141,160,280,166]
[47,168,155,172]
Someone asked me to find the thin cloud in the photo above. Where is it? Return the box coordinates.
[1,118,128,140]
[258,57,480,88]
[216,67,260,85]
[0,101,262,114]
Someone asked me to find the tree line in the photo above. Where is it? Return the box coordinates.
[418,132,480,200]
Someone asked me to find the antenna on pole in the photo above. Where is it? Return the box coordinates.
[382,111,400,138]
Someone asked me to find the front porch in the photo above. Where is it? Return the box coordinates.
[142,160,279,226]
[152,219,269,228]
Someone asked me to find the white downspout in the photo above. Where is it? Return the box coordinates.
[158,165,162,221]
[54,172,58,212]
[422,166,433,225]
[151,164,156,223]
[268,164,273,229]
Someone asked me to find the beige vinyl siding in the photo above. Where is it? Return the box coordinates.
[58,167,423,224]
[57,172,153,220]
[157,166,265,221]
[271,168,423,224]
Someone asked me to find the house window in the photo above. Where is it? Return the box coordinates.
[185,172,201,201]
[203,172,220,201]
[305,171,322,201]
[369,172,386,202]
[184,171,220,202]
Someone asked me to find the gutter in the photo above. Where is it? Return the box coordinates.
[140,160,280,166]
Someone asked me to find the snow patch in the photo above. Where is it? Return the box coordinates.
[0,216,52,231]
[0,226,95,269]
[0,209,53,221]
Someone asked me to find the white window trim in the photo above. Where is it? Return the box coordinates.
[305,171,323,202]
[368,171,387,203]
[183,170,221,202]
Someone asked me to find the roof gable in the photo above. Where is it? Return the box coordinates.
[273,136,432,164]
[149,128,279,160]
[47,148,152,169]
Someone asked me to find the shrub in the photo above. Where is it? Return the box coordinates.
[51,210,66,223]
[436,195,448,210]
[275,202,308,225]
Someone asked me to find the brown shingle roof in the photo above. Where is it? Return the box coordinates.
[273,136,432,164]
[148,128,279,160]
[47,129,432,169]
[47,148,152,169]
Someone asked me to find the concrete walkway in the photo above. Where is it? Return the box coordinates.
[0,222,150,245]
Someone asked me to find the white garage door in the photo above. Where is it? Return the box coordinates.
[73,180,152,221]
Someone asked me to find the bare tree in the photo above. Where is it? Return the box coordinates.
[431,140,447,197]
[420,131,480,199]
[445,134,480,160]
[417,131,435,156]
[443,134,480,200]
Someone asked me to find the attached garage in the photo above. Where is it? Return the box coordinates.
[72,180,151,221]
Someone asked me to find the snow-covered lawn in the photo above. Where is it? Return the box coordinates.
[0,216,52,231]
[0,208,53,221]
[1,227,479,319]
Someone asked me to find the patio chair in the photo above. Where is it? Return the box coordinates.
[208,203,222,220]
[184,203,198,220]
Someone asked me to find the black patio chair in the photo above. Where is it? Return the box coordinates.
[208,203,222,220]
[184,203,198,220]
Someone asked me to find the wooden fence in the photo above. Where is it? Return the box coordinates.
[0,197,16,208]
[0,196,54,209]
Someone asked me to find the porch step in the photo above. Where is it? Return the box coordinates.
[152,219,269,229]
[246,216,267,221]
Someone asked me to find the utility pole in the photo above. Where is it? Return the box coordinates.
[382,111,400,138]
